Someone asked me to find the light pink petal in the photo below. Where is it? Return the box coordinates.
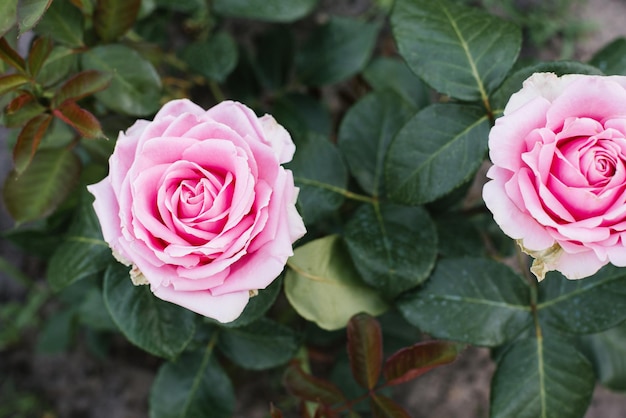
[205,101,266,144]
[152,286,250,323]
[504,73,581,114]
[87,178,127,255]
[154,98,206,119]
[550,249,607,280]
[259,114,296,163]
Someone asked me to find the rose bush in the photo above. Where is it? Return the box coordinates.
[87,99,306,322]
[483,72,626,280]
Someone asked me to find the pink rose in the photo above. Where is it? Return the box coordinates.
[88,99,306,322]
[483,73,626,280]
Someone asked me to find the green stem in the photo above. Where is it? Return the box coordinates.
[294,177,376,204]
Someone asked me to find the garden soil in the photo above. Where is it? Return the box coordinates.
[2,0,626,416]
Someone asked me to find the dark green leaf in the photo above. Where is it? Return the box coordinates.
[285,235,388,331]
[17,0,52,34]
[34,0,84,47]
[94,0,141,42]
[580,323,626,391]
[491,61,603,111]
[0,0,17,37]
[385,104,490,205]
[0,73,29,95]
[150,348,235,418]
[103,263,196,359]
[363,57,430,110]
[286,132,348,225]
[3,147,80,224]
[344,203,437,298]
[218,317,299,370]
[538,266,626,334]
[272,93,331,137]
[52,70,112,108]
[346,313,382,390]
[391,0,521,101]
[338,90,415,196]
[35,308,74,354]
[81,44,162,116]
[78,287,117,331]
[370,394,410,418]
[47,193,112,291]
[282,361,346,405]
[434,214,484,257]
[26,36,52,77]
[37,45,77,87]
[296,16,380,86]
[397,258,532,346]
[53,101,104,139]
[589,37,626,75]
[383,341,459,386]
[154,0,203,13]
[12,113,52,175]
[253,26,294,90]
[212,0,317,22]
[217,276,282,328]
[181,32,238,83]
[491,338,594,418]
[0,38,26,72]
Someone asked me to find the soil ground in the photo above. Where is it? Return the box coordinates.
[2,0,626,417]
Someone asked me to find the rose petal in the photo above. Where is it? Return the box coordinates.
[153,286,250,323]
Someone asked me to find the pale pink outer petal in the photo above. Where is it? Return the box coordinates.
[152,286,250,323]
[259,114,296,164]
[205,101,266,144]
[503,73,583,114]
[154,98,206,119]
[550,249,608,280]
[87,178,130,260]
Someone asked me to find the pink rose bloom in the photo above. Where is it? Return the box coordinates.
[483,73,626,280]
[88,99,306,322]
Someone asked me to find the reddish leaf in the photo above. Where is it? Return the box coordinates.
[27,36,52,77]
[370,394,410,418]
[269,403,284,418]
[94,0,140,42]
[53,101,104,139]
[346,313,383,390]
[313,405,339,418]
[52,70,112,108]
[383,341,460,386]
[5,98,46,127]
[13,113,52,175]
[282,362,345,406]
[0,73,29,95]
[7,91,35,113]
[0,37,26,71]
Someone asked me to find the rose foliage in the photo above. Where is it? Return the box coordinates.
[2,0,626,417]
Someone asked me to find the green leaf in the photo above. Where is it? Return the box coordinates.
[295,16,380,86]
[78,287,117,331]
[17,0,52,34]
[26,36,52,77]
[12,113,52,175]
[272,93,331,138]
[344,203,437,299]
[0,38,26,72]
[181,32,238,83]
[589,37,626,75]
[385,103,490,205]
[47,193,112,291]
[94,0,141,42]
[537,266,626,334]
[346,313,382,390]
[37,45,77,87]
[3,147,80,224]
[286,132,348,225]
[217,276,282,328]
[52,70,113,108]
[0,0,17,37]
[0,73,30,96]
[434,214,484,257]
[580,323,626,391]
[282,361,346,405]
[253,26,294,90]
[397,258,532,346]
[34,0,84,47]
[383,341,459,386]
[35,308,75,354]
[363,57,430,110]
[391,0,521,101]
[4,97,47,128]
[338,90,415,196]
[103,263,196,359]
[53,101,104,139]
[150,347,235,418]
[81,44,162,116]
[491,61,603,111]
[491,338,594,418]
[212,0,317,22]
[218,317,299,370]
[285,235,388,331]
[370,394,410,418]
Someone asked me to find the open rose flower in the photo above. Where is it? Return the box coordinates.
[483,72,626,280]
[88,99,306,322]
